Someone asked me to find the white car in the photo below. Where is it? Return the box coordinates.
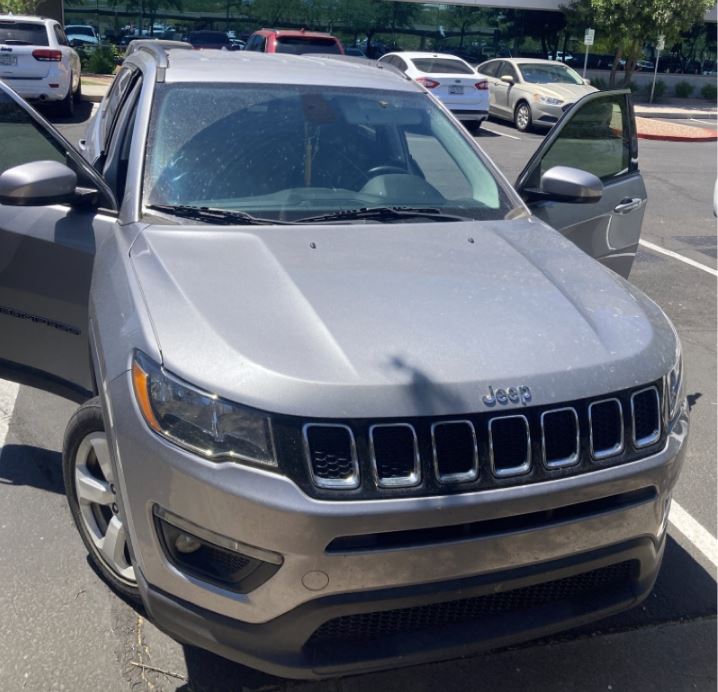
[0,14,81,116]
[64,24,99,47]
[378,51,489,133]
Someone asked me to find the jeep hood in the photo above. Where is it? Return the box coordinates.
[130,218,675,418]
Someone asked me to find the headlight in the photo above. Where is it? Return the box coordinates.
[666,345,685,423]
[131,351,276,467]
[536,95,563,105]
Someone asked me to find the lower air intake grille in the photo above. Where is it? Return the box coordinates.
[304,425,359,489]
[308,561,634,644]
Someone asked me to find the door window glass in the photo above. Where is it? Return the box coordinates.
[497,62,517,81]
[53,25,69,46]
[538,95,630,181]
[478,61,498,77]
[0,91,66,173]
[100,66,135,148]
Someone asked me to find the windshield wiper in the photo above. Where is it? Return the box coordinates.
[145,204,293,226]
[295,206,471,224]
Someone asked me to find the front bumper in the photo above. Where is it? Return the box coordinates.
[451,108,489,122]
[531,101,572,127]
[106,370,688,676]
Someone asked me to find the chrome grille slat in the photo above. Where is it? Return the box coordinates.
[541,407,580,469]
[588,398,624,460]
[631,386,661,448]
[369,423,421,488]
[303,424,359,489]
[488,415,531,478]
[431,420,479,483]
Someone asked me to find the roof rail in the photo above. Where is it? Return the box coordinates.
[124,40,193,82]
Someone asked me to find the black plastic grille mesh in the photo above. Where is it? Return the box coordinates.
[543,409,579,463]
[590,400,623,454]
[306,426,355,481]
[308,562,633,644]
[433,422,476,477]
[633,389,660,442]
[372,426,416,480]
[490,417,529,472]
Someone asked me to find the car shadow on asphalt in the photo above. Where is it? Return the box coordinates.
[37,98,94,127]
[170,535,716,692]
[0,444,64,494]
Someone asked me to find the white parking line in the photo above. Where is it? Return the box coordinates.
[670,501,718,567]
[482,126,522,140]
[639,239,718,277]
[0,380,19,449]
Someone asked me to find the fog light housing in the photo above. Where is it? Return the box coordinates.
[154,506,282,593]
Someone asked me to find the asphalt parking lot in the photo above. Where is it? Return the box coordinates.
[0,103,715,692]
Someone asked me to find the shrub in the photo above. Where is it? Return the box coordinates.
[674,81,694,98]
[700,83,718,101]
[642,79,666,101]
[82,45,117,75]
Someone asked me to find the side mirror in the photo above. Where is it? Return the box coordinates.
[500,74,514,84]
[583,78,591,86]
[0,160,78,206]
[540,166,603,203]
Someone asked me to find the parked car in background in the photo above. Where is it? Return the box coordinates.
[477,57,596,131]
[345,45,366,58]
[0,14,81,116]
[64,24,99,48]
[378,51,489,132]
[244,28,344,55]
[187,30,236,51]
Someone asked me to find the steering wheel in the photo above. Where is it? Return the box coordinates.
[366,165,408,178]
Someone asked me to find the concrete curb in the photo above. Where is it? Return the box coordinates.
[638,131,718,142]
[635,110,717,120]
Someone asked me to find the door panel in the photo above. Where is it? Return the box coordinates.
[0,81,116,399]
[515,90,645,278]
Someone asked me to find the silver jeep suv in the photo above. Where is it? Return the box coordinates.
[0,42,688,679]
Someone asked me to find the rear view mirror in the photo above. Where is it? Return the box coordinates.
[540,166,603,203]
[0,160,78,206]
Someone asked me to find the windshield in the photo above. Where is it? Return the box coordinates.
[0,21,48,46]
[66,26,94,37]
[412,58,474,75]
[518,63,584,85]
[275,37,341,55]
[144,83,515,223]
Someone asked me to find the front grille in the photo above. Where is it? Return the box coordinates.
[589,398,624,459]
[370,424,420,487]
[284,381,664,500]
[631,387,661,447]
[431,420,478,483]
[489,415,531,477]
[541,407,580,468]
[308,561,634,644]
[303,424,359,489]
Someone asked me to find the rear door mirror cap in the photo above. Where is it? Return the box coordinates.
[0,160,97,207]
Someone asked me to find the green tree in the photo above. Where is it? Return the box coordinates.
[563,0,714,86]
[0,0,42,12]
[445,6,486,49]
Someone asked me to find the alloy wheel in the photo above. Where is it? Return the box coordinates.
[516,104,531,131]
[74,432,136,585]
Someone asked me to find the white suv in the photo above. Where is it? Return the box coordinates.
[0,15,81,116]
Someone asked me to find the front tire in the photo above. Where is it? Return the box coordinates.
[63,397,140,604]
[514,101,532,132]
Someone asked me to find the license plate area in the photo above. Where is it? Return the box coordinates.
[0,54,17,66]
[449,85,464,95]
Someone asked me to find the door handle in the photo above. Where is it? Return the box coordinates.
[614,198,643,214]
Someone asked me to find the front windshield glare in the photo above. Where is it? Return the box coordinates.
[518,64,585,85]
[144,83,515,222]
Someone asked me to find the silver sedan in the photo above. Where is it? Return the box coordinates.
[477,57,597,132]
